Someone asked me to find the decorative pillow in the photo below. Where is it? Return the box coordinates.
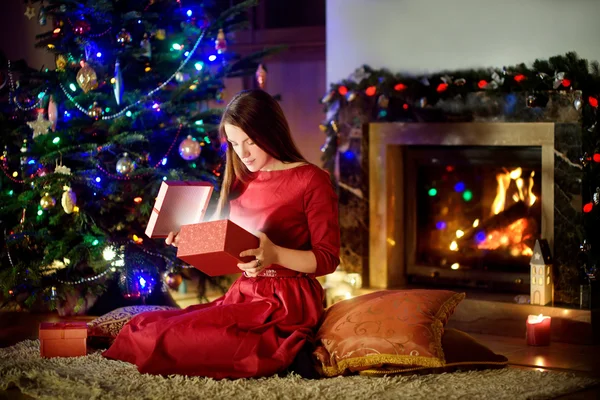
[358,328,509,376]
[87,305,179,338]
[313,289,465,377]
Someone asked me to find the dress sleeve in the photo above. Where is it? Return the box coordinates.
[303,168,340,276]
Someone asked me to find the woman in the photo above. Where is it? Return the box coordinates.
[102,89,340,379]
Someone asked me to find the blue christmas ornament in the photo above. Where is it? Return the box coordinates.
[114,59,123,106]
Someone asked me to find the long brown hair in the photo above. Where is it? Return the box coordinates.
[215,89,307,218]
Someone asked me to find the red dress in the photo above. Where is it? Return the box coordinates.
[102,164,340,379]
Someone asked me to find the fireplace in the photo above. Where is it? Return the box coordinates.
[367,122,555,292]
[406,145,542,291]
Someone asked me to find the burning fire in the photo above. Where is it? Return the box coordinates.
[491,168,537,215]
[449,167,536,257]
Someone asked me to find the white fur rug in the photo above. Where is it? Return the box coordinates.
[0,340,598,400]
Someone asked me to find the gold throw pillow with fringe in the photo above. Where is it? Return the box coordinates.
[313,289,465,377]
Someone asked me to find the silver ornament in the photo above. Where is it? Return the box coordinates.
[114,59,123,106]
[574,98,583,111]
[61,186,77,214]
[594,188,600,205]
[178,135,201,161]
[116,153,136,175]
[140,33,152,59]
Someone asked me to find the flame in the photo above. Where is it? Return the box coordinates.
[528,171,537,206]
[450,167,537,257]
[476,218,534,256]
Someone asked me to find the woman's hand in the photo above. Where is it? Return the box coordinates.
[238,232,280,277]
[165,231,180,247]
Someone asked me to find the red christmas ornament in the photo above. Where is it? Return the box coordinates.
[589,96,598,108]
[255,64,267,90]
[593,153,600,163]
[36,167,49,177]
[436,83,448,92]
[402,103,409,110]
[514,74,526,83]
[214,29,227,53]
[394,83,407,91]
[365,86,376,96]
[583,202,594,213]
[478,80,488,89]
[562,79,571,87]
[338,86,348,96]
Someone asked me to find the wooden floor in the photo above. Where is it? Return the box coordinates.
[1,310,599,399]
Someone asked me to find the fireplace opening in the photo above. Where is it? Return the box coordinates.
[405,145,542,291]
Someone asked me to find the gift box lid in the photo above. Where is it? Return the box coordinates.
[145,181,214,239]
[39,322,88,339]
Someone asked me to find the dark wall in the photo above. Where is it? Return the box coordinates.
[0,0,55,70]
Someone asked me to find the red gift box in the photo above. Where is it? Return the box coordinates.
[145,181,213,239]
[39,321,88,358]
[177,219,259,276]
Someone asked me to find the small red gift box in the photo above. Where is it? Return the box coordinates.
[39,321,88,358]
[177,219,259,276]
[145,181,213,239]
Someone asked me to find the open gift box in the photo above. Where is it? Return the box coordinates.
[39,321,88,358]
[146,181,259,276]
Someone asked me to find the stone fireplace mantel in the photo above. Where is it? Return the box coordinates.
[367,122,556,289]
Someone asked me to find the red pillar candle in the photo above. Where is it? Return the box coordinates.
[526,314,551,346]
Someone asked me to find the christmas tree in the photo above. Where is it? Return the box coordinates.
[0,0,271,313]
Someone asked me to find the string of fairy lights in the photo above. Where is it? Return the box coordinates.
[7,60,43,111]
[3,226,182,286]
[59,28,207,120]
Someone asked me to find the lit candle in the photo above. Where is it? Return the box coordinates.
[526,314,551,346]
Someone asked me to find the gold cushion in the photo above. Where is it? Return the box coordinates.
[313,290,465,377]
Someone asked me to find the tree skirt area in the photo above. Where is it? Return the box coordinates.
[1,340,598,400]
